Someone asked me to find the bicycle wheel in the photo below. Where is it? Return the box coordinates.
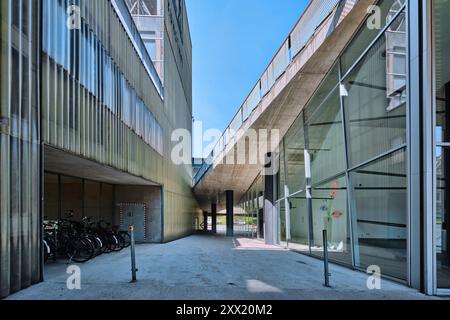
[43,240,50,263]
[110,235,122,252]
[103,234,117,253]
[97,234,111,254]
[88,235,103,257]
[119,232,131,248]
[66,238,95,263]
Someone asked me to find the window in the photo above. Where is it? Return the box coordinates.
[311,176,351,265]
[340,0,405,75]
[288,192,309,251]
[284,117,306,194]
[305,86,345,185]
[342,13,407,168]
[350,149,407,280]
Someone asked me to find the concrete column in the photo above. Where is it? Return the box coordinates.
[226,190,234,237]
[211,203,217,234]
[203,211,208,232]
[263,153,278,245]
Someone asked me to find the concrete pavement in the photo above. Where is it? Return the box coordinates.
[6,234,436,300]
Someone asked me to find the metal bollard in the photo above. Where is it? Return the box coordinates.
[129,225,137,282]
[323,229,331,287]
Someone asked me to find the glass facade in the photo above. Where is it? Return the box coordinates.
[237,0,408,280]
[343,12,406,168]
[351,150,407,280]
[238,175,264,239]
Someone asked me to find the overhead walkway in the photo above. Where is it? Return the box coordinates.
[193,0,377,235]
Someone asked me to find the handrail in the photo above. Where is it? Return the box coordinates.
[193,0,351,187]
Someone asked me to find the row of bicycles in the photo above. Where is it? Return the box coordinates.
[43,211,131,263]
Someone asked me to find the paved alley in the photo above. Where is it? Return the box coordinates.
[7,234,434,300]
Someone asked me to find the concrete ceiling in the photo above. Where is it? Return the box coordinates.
[44,145,159,186]
[193,0,376,212]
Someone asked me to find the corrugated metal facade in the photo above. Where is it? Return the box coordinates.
[41,0,165,177]
[0,0,199,298]
[0,0,42,298]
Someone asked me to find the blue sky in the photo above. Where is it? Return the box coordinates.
[186,0,310,153]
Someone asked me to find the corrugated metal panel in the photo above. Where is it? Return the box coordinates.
[291,0,340,57]
[0,0,42,298]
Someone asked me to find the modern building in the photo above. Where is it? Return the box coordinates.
[193,0,450,296]
[0,0,199,298]
[2,0,450,300]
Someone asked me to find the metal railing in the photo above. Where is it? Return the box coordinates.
[193,0,351,186]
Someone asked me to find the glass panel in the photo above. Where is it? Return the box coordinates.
[311,176,351,265]
[288,192,310,253]
[437,147,450,288]
[350,149,407,280]
[435,0,450,143]
[341,0,405,75]
[308,64,340,108]
[285,114,306,194]
[342,12,407,168]
[305,87,345,185]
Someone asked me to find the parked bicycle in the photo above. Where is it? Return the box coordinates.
[43,211,131,264]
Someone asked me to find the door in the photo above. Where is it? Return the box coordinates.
[119,203,146,242]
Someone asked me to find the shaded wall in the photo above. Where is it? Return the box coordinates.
[43,172,114,223]
[114,185,163,242]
